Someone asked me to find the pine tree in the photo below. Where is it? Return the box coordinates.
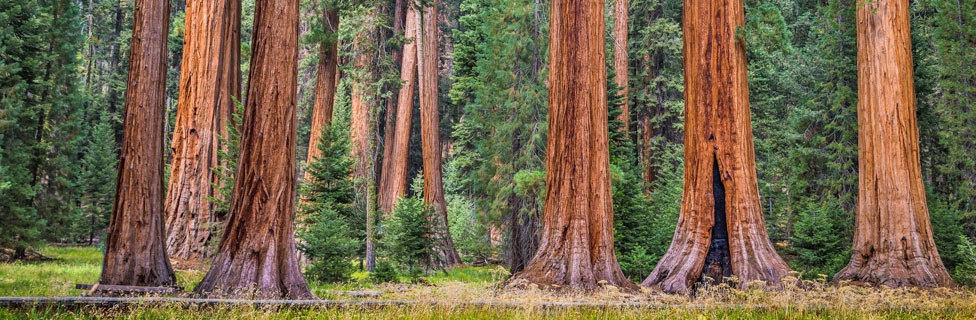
[607,70,657,282]
[448,0,549,274]
[786,0,858,280]
[0,0,47,255]
[77,110,117,246]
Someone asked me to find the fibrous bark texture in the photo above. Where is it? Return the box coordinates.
[508,0,636,291]
[378,2,418,214]
[194,0,312,299]
[418,0,462,267]
[304,8,339,178]
[613,0,629,131]
[99,0,176,287]
[379,0,406,208]
[833,0,954,288]
[165,0,241,264]
[641,0,790,294]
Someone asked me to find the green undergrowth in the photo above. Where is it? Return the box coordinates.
[0,247,507,298]
[3,247,976,319]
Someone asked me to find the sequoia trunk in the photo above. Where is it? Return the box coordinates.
[194,0,312,298]
[304,8,339,176]
[508,0,636,291]
[833,0,954,288]
[418,0,462,267]
[613,0,629,131]
[99,0,176,287]
[378,2,418,214]
[641,0,790,294]
[165,0,241,264]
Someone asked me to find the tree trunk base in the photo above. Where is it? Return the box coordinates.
[833,258,954,288]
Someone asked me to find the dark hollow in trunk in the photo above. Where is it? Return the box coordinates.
[696,158,732,288]
[641,0,791,294]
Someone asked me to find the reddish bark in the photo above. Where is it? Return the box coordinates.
[613,0,629,131]
[418,0,462,267]
[99,0,176,287]
[508,0,636,291]
[379,2,418,214]
[833,0,954,288]
[379,0,407,197]
[304,8,339,176]
[194,0,311,299]
[641,0,790,294]
[165,0,241,264]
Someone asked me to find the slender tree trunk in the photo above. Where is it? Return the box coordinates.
[418,0,462,267]
[304,8,339,176]
[379,2,418,214]
[194,0,311,299]
[219,0,242,151]
[641,0,790,294]
[641,115,656,190]
[379,0,407,199]
[833,0,954,288]
[99,0,176,287]
[508,0,635,291]
[351,11,379,272]
[613,0,629,131]
[165,0,242,264]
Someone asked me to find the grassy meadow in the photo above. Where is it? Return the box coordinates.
[1,247,976,319]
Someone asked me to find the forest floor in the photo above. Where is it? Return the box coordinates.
[1,247,976,319]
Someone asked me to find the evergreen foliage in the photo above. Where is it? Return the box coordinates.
[77,110,117,246]
[384,188,437,272]
[297,123,359,283]
[448,0,549,269]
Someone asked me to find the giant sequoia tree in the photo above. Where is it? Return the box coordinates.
[417,0,462,267]
[165,0,241,263]
[194,0,312,298]
[378,1,418,214]
[832,0,954,288]
[99,0,176,287]
[613,0,629,131]
[304,6,340,186]
[508,0,635,291]
[641,0,790,294]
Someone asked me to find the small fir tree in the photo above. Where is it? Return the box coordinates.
[297,123,359,283]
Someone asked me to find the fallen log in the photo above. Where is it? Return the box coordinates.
[75,284,182,295]
[0,296,672,309]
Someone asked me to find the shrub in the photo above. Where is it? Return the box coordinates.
[370,260,399,283]
[384,197,436,272]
